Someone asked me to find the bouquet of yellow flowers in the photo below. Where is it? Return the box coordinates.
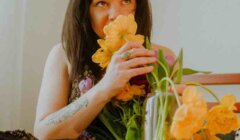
[92,14,240,140]
[92,14,147,140]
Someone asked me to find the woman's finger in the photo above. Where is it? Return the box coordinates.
[127,66,154,77]
[127,48,155,59]
[117,41,143,54]
[124,57,156,68]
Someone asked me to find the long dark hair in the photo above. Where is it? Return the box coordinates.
[62,0,152,81]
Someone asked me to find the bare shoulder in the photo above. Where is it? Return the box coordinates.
[36,44,71,121]
[48,44,67,64]
[47,44,70,74]
[151,43,176,58]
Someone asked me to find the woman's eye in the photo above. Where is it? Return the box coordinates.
[96,1,108,7]
[122,0,131,5]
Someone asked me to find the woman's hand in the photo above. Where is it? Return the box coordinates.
[98,41,156,100]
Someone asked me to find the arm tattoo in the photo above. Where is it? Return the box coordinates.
[45,97,89,126]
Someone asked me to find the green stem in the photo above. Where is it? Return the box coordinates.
[157,60,169,78]
[151,71,160,88]
[155,93,164,140]
[159,77,181,107]
[159,94,169,140]
[185,82,220,103]
[148,59,170,91]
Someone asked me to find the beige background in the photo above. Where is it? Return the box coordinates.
[0,0,68,131]
[0,0,239,133]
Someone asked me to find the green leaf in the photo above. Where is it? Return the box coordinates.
[98,104,125,140]
[145,37,158,89]
[125,115,142,140]
[153,64,159,79]
[158,49,170,80]
[157,49,170,76]
[145,37,151,50]
[175,49,183,84]
[182,68,211,75]
[172,68,211,78]
[89,125,115,140]
[146,73,157,90]
[169,56,179,76]
[133,101,140,115]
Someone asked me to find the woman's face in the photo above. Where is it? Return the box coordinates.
[90,0,136,38]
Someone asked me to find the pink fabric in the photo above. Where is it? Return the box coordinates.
[165,55,175,67]
[79,77,93,94]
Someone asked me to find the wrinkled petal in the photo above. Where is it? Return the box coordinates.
[104,37,125,52]
[125,34,144,44]
[193,129,220,140]
[103,14,137,40]
[129,85,145,96]
[206,104,240,135]
[171,86,207,139]
[182,86,203,104]
[173,105,188,121]
[171,103,207,139]
[220,94,237,110]
[115,84,145,101]
[97,39,108,50]
[92,48,112,68]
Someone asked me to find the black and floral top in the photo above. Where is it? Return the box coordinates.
[68,65,96,140]
[67,55,177,140]
[68,65,113,140]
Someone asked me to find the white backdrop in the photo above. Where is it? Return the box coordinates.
[0,0,68,132]
[152,0,240,73]
[0,0,239,133]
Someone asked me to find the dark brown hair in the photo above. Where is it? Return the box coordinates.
[62,0,152,81]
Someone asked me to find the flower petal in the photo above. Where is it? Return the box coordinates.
[206,104,240,135]
[220,94,237,110]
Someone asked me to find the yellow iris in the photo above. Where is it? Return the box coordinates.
[170,86,207,139]
[92,39,112,68]
[92,14,146,101]
[92,14,144,68]
[206,94,240,137]
[115,83,145,102]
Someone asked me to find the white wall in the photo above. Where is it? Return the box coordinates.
[0,0,68,132]
[153,0,240,73]
[19,0,68,132]
[152,0,240,104]
[0,0,239,133]
[0,0,25,130]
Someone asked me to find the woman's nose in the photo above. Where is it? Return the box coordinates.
[108,5,121,21]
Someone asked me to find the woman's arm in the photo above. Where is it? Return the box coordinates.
[34,45,110,139]
[34,42,156,139]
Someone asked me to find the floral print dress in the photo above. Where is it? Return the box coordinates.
[68,65,113,140]
[68,65,97,140]
[68,55,176,140]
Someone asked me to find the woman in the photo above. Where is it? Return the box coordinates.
[34,0,176,139]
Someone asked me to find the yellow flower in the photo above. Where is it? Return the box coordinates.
[193,129,220,140]
[92,14,144,68]
[92,14,146,100]
[206,94,240,136]
[170,86,207,139]
[103,14,144,52]
[220,94,237,111]
[115,83,145,101]
[104,14,137,39]
[92,39,113,68]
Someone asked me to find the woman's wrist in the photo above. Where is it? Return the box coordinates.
[94,80,118,103]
